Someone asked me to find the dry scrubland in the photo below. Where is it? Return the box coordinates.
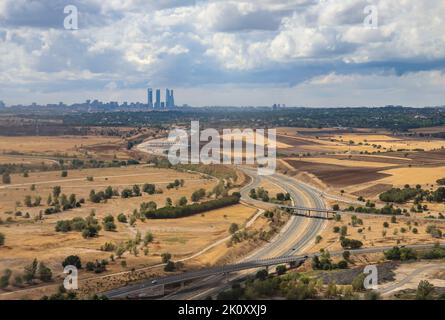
[0,135,123,156]
[1,128,445,299]
[0,165,260,287]
[276,127,445,216]
[311,213,445,254]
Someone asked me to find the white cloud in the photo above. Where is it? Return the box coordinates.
[0,0,444,106]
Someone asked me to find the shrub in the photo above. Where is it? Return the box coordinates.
[103,215,116,231]
[421,247,445,259]
[164,261,175,272]
[37,262,53,282]
[100,242,116,252]
[276,265,287,275]
[117,213,127,223]
[145,196,240,219]
[426,225,443,238]
[62,255,81,269]
[143,232,154,245]
[337,260,348,269]
[340,238,363,250]
[142,184,156,194]
[379,187,420,203]
[2,172,11,184]
[191,188,206,202]
[384,246,417,261]
[229,223,239,234]
[0,233,5,246]
[416,280,434,300]
[161,252,172,263]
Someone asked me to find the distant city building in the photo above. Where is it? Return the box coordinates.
[272,103,285,110]
[169,89,175,108]
[0,100,5,108]
[166,88,170,108]
[148,87,176,109]
[147,88,153,108]
[155,89,161,109]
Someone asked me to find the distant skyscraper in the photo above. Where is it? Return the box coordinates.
[170,89,175,108]
[147,88,153,108]
[155,89,161,109]
[164,88,175,108]
[165,89,170,108]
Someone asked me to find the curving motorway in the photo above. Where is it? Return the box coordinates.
[105,167,329,299]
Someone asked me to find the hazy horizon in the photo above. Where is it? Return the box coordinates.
[1,0,445,107]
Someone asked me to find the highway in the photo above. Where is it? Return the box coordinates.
[105,243,445,299]
[105,167,328,299]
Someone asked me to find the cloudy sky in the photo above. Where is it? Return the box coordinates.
[0,0,444,107]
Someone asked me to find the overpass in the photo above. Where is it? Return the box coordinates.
[104,243,444,299]
[105,255,308,299]
[278,204,341,219]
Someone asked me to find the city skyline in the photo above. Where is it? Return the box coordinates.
[147,88,175,109]
[0,1,444,107]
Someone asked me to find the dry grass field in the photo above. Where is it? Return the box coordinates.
[1,128,445,299]
[275,128,445,213]
[310,213,445,254]
[0,155,57,166]
[0,166,230,272]
[0,158,267,298]
[0,136,123,156]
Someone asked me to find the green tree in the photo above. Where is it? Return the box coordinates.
[24,195,33,207]
[142,183,156,194]
[117,213,127,223]
[164,261,175,272]
[276,265,287,275]
[143,232,154,246]
[0,233,5,246]
[255,269,268,281]
[34,196,42,207]
[0,269,12,289]
[416,280,434,300]
[177,196,188,206]
[364,290,381,300]
[23,258,38,283]
[115,243,126,259]
[165,197,173,207]
[229,223,239,234]
[53,186,61,198]
[37,262,53,282]
[161,252,172,263]
[191,189,206,202]
[47,194,53,206]
[103,215,116,231]
[104,186,114,199]
[351,273,366,292]
[132,185,141,197]
[2,172,11,184]
[62,255,81,269]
